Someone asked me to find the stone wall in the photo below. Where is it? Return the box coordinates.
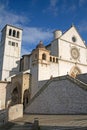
[0,81,11,110]
[8,104,23,121]
[0,82,7,110]
[25,76,87,114]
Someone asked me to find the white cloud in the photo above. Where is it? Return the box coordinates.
[68,4,76,12]
[79,0,86,7]
[60,0,77,13]
[23,27,53,44]
[0,3,30,56]
[78,21,87,32]
[43,0,77,16]
[0,3,28,29]
[43,0,58,16]
[21,26,53,55]
[50,0,58,7]
[21,47,32,56]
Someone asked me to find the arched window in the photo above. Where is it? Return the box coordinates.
[17,31,20,38]
[23,89,30,109]
[9,29,12,36]
[11,87,19,104]
[13,30,16,37]
[42,53,46,60]
[56,58,58,63]
[50,57,52,62]
[53,57,55,62]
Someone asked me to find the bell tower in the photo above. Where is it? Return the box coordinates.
[32,41,50,81]
[31,41,50,97]
[0,24,23,81]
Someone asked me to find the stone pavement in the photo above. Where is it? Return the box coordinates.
[1,114,87,130]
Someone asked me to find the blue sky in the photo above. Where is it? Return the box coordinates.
[0,0,87,55]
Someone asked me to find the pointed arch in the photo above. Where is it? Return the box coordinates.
[11,82,21,105]
[70,66,81,78]
[23,89,30,109]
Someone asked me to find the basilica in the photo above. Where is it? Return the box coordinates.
[0,24,87,121]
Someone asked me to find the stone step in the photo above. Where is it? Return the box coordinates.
[9,124,32,130]
[1,124,87,130]
[40,126,87,130]
[0,122,33,130]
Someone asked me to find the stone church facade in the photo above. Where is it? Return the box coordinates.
[0,24,87,115]
[20,24,87,98]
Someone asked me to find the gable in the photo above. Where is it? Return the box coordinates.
[60,26,86,48]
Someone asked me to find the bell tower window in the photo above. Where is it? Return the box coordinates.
[17,31,20,38]
[9,29,12,36]
[42,53,46,60]
[13,30,16,37]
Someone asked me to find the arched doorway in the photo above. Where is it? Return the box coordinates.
[11,82,21,106]
[11,87,19,105]
[70,66,81,78]
[23,89,30,109]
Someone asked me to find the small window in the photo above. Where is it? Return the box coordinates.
[13,30,16,37]
[50,57,52,62]
[8,41,11,45]
[17,31,20,38]
[53,57,55,62]
[42,53,46,60]
[9,29,12,36]
[12,42,15,46]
